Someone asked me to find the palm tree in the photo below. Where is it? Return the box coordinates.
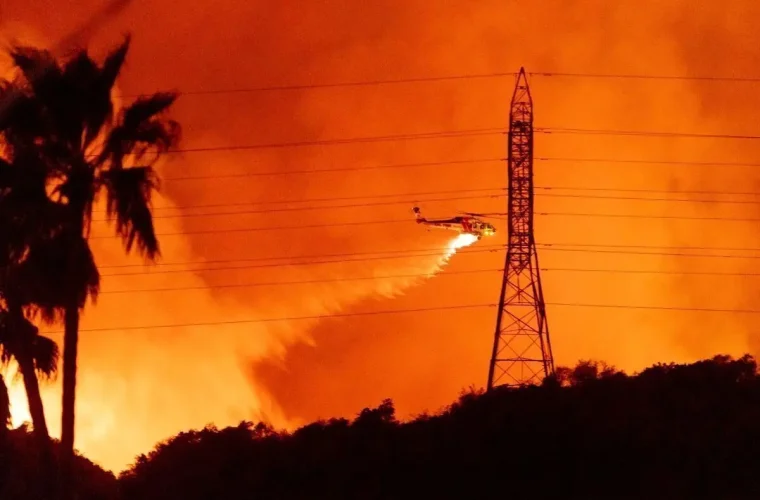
[0,308,60,482]
[0,311,59,437]
[0,373,9,433]
[0,108,76,498]
[1,36,180,499]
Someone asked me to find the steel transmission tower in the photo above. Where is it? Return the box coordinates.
[487,68,554,390]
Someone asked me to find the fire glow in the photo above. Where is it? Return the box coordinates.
[2,232,481,469]
[5,0,759,478]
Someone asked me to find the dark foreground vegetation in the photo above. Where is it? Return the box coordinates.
[4,354,760,499]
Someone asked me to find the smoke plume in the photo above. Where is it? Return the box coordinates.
[1,0,760,472]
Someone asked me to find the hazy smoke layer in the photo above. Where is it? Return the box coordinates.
[2,0,760,471]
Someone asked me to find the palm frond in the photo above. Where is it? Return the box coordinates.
[101,166,160,259]
[122,92,178,131]
[0,151,67,268]
[0,310,14,385]
[14,231,100,314]
[8,45,62,99]
[0,373,10,429]
[99,92,180,167]
[54,166,96,221]
[0,347,11,368]
[31,334,59,380]
[78,35,132,148]
[0,82,48,143]
[62,50,100,147]
[100,35,131,95]
[0,310,12,367]
[0,157,13,191]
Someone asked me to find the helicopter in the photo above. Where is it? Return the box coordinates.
[412,206,496,240]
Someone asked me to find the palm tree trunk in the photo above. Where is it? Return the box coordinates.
[16,343,56,497]
[59,305,79,500]
[9,304,56,498]
[0,374,9,433]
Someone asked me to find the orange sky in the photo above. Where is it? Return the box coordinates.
[2,0,760,473]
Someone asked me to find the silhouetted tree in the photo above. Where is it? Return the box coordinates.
[117,354,760,499]
[0,426,118,500]
[0,119,74,497]
[0,36,180,499]
[0,311,60,497]
[0,374,9,432]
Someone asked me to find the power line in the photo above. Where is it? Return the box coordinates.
[535,184,760,198]
[538,246,760,260]
[99,245,506,274]
[100,264,760,291]
[89,210,760,239]
[539,127,760,141]
[537,192,760,206]
[154,154,760,184]
[40,303,497,334]
[537,211,760,223]
[121,71,520,98]
[97,265,760,296]
[149,125,760,160]
[144,185,505,213]
[38,299,760,334]
[538,156,760,170]
[90,217,412,239]
[160,157,504,182]
[543,267,760,277]
[139,122,760,161]
[484,212,760,223]
[109,191,760,223]
[160,127,504,156]
[85,181,760,217]
[102,251,495,277]
[79,128,504,161]
[100,268,502,294]
[548,302,760,314]
[529,71,760,83]
[98,244,506,270]
[542,242,760,252]
[92,191,507,222]
[120,69,760,100]
[97,241,760,277]
[150,185,504,212]
[87,127,760,161]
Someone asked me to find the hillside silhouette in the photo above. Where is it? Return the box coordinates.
[0,426,116,500]
[4,354,760,498]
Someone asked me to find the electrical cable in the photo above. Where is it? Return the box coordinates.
[538,127,760,141]
[39,303,498,334]
[537,246,760,260]
[91,191,507,222]
[97,264,760,295]
[102,251,503,276]
[528,71,760,83]
[96,241,760,278]
[99,268,503,295]
[159,127,505,155]
[37,299,760,335]
[160,157,504,181]
[119,69,760,100]
[97,244,507,271]
[92,190,760,223]
[88,210,760,240]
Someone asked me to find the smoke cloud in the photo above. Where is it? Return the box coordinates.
[1,0,760,472]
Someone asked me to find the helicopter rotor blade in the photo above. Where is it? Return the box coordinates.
[460,211,507,218]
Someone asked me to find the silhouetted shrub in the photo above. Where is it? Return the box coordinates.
[8,354,760,499]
